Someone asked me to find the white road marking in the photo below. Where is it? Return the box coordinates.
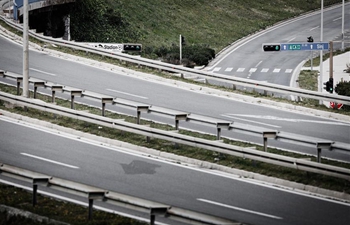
[106,89,148,99]
[227,114,349,126]
[212,67,221,72]
[30,68,56,76]
[222,114,281,128]
[225,67,233,72]
[310,26,319,31]
[249,68,257,73]
[261,68,269,73]
[255,61,263,67]
[288,37,296,42]
[273,68,281,73]
[237,68,245,72]
[21,153,79,169]
[197,198,283,220]
[333,17,342,22]
[285,69,293,73]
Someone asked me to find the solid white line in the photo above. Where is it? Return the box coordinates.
[106,89,148,99]
[21,153,79,169]
[197,198,283,220]
[222,114,281,128]
[30,68,56,76]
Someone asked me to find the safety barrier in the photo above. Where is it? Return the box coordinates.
[0,89,349,181]
[2,69,349,162]
[0,163,239,225]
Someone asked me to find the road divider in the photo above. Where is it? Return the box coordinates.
[0,90,349,181]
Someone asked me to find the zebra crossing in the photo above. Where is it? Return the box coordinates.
[210,67,293,74]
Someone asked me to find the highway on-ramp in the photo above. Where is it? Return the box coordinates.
[207,3,350,86]
[0,116,349,225]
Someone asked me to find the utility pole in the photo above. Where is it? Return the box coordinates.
[341,0,345,51]
[23,0,29,98]
[329,41,333,79]
[179,34,182,64]
[319,0,324,104]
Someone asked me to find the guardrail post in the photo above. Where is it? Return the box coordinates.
[316,141,333,163]
[263,131,278,152]
[32,178,49,207]
[216,127,221,140]
[175,114,188,130]
[88,192,105,220]
[16,80,21,95]
[52,90,56,103]
[102,102,106,116]
[34,86,38,99]
[88,199,93,220]
[71,95,75,109]
[150,207,168,225]
[33,184,38,207]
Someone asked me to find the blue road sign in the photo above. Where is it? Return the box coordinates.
[280,42,329,51]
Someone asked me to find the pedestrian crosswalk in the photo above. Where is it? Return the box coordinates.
[209,67,293,74]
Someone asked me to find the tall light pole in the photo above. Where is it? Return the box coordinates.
[319,0,324,104]
[341,0,345,51]
[23,0,29,98]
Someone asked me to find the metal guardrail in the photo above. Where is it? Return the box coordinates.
[0,90,349,181]
[0,163,239,225]
[1,15,350,105]
[2,69,349,160]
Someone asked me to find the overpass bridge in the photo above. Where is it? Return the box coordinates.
[1,0,75,39]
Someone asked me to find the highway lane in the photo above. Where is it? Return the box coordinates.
[0,35,350,162]
[1,117,350,225]
[208,3,350,85]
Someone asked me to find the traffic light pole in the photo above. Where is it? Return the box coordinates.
[329,41,333,80]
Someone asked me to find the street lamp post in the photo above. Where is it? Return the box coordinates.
[23,0,29,98]
[319,0,324,104]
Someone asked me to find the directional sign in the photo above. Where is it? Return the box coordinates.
[280,42,329,51]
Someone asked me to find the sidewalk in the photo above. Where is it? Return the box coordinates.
[301,51,350,108]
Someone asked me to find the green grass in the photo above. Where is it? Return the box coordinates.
[104,0,343,51]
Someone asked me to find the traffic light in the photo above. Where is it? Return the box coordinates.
[307,36,314,42]
[263,44,280,51]
[123,44,142,52]
[323,78,334,93]
[181,35,186,46]
[328,78,333,93]
[323,81,330,92]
